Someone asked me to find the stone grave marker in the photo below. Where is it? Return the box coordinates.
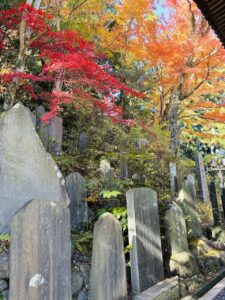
[79,132,90,153]
[120,152,129,179]
[126,188,164,294]
[48,116,63,155]
[165,202,189,254]
[0,103,69,232]
[178,175,202,239]
[65,172,88,229]
[34,105,49,149]
[169,163,178,198]
[195,153,210,202]
[99,159,117,189]
[99,159,111,179]
[165,202,199,278]
[209,182,221,227]
[9,199,71,300]
[90,213,127,300]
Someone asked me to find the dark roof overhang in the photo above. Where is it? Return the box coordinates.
[193,0,225,47]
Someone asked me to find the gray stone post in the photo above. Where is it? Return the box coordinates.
[126,188,164,294]
[9,200,71,300]
[178,175,202,239]
[195,153,210,202]
[209,182,221,227]
[48,116,63,155]
[90,213,127,300]
[65,172,88,229]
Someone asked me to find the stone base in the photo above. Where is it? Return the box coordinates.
[189,237,225,274]
[133,277,179,300]
[179,274,205,297]
[169,251,199,278]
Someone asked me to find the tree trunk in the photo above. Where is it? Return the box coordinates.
[169,95,180,155]
[4,0,42,110]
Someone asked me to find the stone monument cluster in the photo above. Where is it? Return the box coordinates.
[1,104,225,299]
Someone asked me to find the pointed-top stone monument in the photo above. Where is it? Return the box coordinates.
[0,103,69,232]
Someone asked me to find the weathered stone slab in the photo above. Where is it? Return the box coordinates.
[9,199,71,300]
[120,152,129,179]
[65,172,88,230]
[165,202,189,254]
[165,202,199,278]
[195,153,210,203]
[134,277,179,300]
[99,159,118,204]
[90,213,127,300]
[0,103,69,232]
[169,163,178,198]
[99,159,111,179]
[48,116,63,155]
[34,105,49,149]
[178,175,202,239]
[79,132,90,154]
[126,188,164,294]
[209,182,221,227]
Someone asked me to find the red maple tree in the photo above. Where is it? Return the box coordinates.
[0,3,143,122]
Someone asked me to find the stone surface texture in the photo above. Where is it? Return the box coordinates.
[65,172,88,229]
[126,188,164,294]
[169,163,178,198]
[0,103,69,232]
[79,132,90,153]
[48,116,63,155]
[169,251,199,278]
[90,213,127,300]
[195,153,210,202]
[178,175,202,239]
[134,277,179,300]
[34,105,48,149]
[165,202,189,254]
[9,199,71,300]
[71,271,83,295]
[209,182,221,226]
[0,253,9,279]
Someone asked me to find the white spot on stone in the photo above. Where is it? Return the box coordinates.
[14,103,20,109]
[61,179,65,186]
[50,202,56,207]
[54,166,58,170]
[29,274,46,287]
[57,171,62,178]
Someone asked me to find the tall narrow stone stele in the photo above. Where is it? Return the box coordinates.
[165,202,189,254]
[9,200,71,300]
[169,163,178,198]
[0,103,69,232]
[178,175,202,239]
[65,172,88,229]
[48,116,63,155]
[90,213,127,300]
[195,153,210,202]
[209,182,221,227]
[126,188,164,294]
